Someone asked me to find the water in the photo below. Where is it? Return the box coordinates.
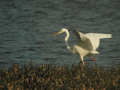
[0,0,120,67]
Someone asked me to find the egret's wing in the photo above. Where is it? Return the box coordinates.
[85,33,112,50]
[72,30,88,41]
[85,33,112,39]
[72,30,93,50]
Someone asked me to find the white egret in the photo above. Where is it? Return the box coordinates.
[55,28,112,64]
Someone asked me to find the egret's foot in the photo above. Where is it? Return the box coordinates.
[79,61,85,65]
[82,61,85,65]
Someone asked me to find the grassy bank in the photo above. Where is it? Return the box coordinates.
[0,63,120,90]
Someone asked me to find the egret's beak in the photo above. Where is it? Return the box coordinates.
[54,30,63,36]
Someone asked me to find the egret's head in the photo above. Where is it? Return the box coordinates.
[54,28,69,36]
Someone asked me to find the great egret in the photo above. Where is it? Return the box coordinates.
[55,28,112,64]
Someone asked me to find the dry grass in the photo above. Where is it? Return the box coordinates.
[0,63,120,90]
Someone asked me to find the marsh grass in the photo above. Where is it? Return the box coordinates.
[0,63,120,90]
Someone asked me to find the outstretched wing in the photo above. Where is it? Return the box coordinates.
[72,30,93,50]
[85,33,112,50]
[85,33,112,39]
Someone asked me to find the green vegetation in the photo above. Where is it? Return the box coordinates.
[0,63,120,90]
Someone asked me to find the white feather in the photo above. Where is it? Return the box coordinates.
[85,33,112,50]
[55,28,112,64]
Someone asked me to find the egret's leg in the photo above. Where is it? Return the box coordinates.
[80,56,84,64]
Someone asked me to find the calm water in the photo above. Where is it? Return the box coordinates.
[0,0,120,67]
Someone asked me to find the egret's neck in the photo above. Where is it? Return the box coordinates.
[65,30,70,42]
[64,30,71,50]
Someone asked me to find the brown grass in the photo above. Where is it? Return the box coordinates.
[0,63,120,90]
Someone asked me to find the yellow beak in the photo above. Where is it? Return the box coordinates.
[54,31,63,36]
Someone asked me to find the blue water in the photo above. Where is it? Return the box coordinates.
[0,0,120,67]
